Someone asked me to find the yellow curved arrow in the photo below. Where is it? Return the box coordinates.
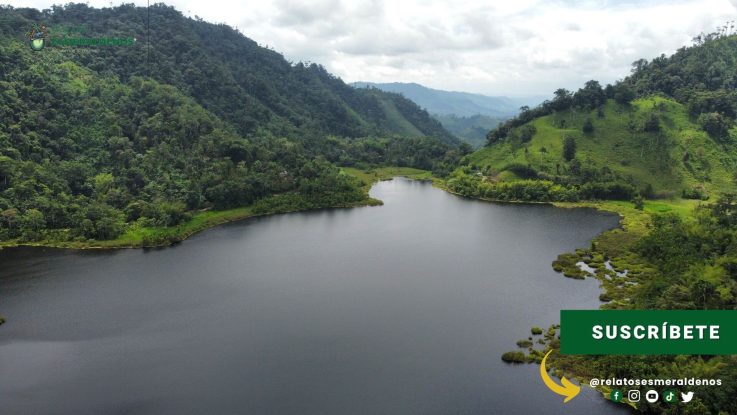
[540,349,580,403]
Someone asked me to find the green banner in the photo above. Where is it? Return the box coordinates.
[560,310,737,355]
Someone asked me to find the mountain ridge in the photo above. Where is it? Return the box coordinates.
[0,4,457,145]
[352,81,544,147]
[351,81,525,117]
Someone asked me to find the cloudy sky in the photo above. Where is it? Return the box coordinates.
[9,0,737,97]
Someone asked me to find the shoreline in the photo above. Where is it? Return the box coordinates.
[0,166,429,251]
[0,199,382,251]
[0,166,695,254]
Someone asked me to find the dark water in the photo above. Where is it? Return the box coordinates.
[0,179,629,415]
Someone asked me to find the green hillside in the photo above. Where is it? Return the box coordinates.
[462,96,736,197]
[451,34,737,203]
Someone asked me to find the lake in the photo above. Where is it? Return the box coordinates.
[0,178,629,414]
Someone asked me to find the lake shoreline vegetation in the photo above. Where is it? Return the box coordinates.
[0,166,431,250]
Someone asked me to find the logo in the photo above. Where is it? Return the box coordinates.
[663,389,678,403]
[27,23,48,51]
[24,22,135,50]
[610,389,623,402]
[627,390,641,402]
[681,391,694,403]
[645,390,659,403]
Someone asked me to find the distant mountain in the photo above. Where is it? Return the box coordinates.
[432,114,503,148]
[351,82,538,118]
[352,82,539,146]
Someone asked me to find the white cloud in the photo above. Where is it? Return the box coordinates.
[8,0,737,96]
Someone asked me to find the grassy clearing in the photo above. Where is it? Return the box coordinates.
[554,198,699,235]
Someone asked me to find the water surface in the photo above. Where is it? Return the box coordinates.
[0,178,628,414]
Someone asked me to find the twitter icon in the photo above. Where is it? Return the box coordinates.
[681,391,694,403]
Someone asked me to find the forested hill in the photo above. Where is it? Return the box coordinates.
[0,4,467,246]
[0,4,456,144]
[624,32,737,102]
[448,32,737,202]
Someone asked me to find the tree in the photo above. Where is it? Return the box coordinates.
[582,118,594,134]
[538,147,547,165]
[1,208,18,232]
[698,112,732,139]
[487,123,510,144]
[688,90,736,118]
[563,136,577,161]
[0,156,14,189]
[21,209,45,231]
[518,125,537,142]
[458,142,473,155]
[551,88,573,111]
[631,58,648,74]
[633,194,644,210]
[573,80,606,109]
[613,84,635,104]
[20,208,45,241]
[643,113,661,132]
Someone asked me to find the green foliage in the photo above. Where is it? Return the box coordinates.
[688,89,736,118]
[552,253,587,279]
[573,80,606,109]
[632,194,644,210]
[501,351,527,363]
[698,112,732,139]
[517,124,537,142]
[448,175,579,203]
[582,118,594,134]
[516,339,533,348]
[682,186,710,200]
[528,194,737,413]
[642,113,660,132]
[612,83,635,104]
[501,162,538,179]
[562,136,577,161]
